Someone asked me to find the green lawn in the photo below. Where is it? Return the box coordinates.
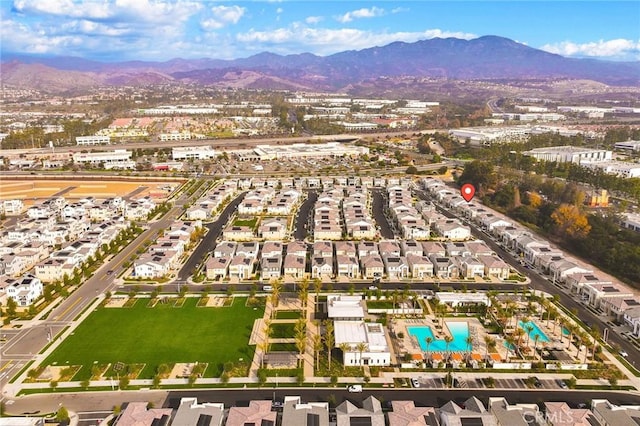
[233,218,257,228]
[271,323,296,339]
[44,297,263,380]
[274,310,303,320]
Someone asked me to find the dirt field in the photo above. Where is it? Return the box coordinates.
[0,179,179,205]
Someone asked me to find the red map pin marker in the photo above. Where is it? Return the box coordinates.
[461,183,476,202]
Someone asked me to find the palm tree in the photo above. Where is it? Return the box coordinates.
[525,325,534,348]
[484,335,496,361]
[312,332,322,367]
[339,342,351,365]
[590,326,600,361]
[324,320,335,369]
[424,336,434,355]
[505,336,516,362]
[356,342,368,367]
[514,327,526,348]
[313,278,322,299]
[465,336,474,363]
[533,334,541,360]
[263,319,272,353]
[566,324,576,350]
[444,335,454,362]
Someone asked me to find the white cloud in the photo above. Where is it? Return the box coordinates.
[541,39,640,59]
[336,7,385,23]
[12,0,201,24]
[201,5,246,30]
[276,7,283,14]
[237,26,477,56]
[305,16,323,24]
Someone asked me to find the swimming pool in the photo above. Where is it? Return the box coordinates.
[408,322,471,352]
[518,320,550,343]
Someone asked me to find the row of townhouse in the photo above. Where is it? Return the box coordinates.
[388,186,431,240]
[342,187,377,239]
[237,188,302,216]
[185,182,238,221]
[0,241,50,277]
[205,239,511,281]
[238,175,413,191]
[133,221,201,278]
[111,395,624,426]
[313,189,344,240]
[124,196,157,221]
[423,177,640,337]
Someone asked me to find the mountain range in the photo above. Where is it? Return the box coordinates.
[2,36,639,94]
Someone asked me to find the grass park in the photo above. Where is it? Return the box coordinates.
[43,297,264,381]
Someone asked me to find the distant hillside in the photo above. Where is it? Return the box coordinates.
[3,36,639,93]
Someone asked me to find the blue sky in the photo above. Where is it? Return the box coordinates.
[1,1,639,62]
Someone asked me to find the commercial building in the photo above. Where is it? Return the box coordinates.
[582,161,640,178]
[72,150,132,164]
[523,146,612,164]
[172,146,217,160]
[76,135,111,145]
[334,320,391,366]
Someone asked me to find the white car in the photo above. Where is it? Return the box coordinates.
[347,385,363,393]
[411,378,420,388]
[368,286,378,290]
[620,351,629,357]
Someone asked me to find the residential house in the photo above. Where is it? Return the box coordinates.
[445,242,471,257]
[457,256,485,279]
[357,241,379,258]
[34,258,67,283]
[172,398,224,426]
[286,240,308,257]
[222,225,254,241]
[225,401,276,426]
[261,256,283,280]
[360,254,384,279]
[582,283,634,311]
[213,241,236,258]
[334,241,357,257]
[478,255,510,280]
[258,217,288,240]
[282,396,329,426]
[235,242,260,259]
[336,396,385,426]
[336,255,360,278]
[261,241,283,258]
[313,241,334,258]
[379,240,402,257]
[5,274,43,306]
[283,254,306,279]
[439,397,495,426]
[228,256,256,280]
[430,255,458,279]
[421,241,446,257]
[407,254,434,278]
[113,402,172,426]
[401,240,424,257]
[383,255,409,279]
[565,273,611,295]
[205,257,230,280]
[311,256,333,279]
[388,401,437,426]
[434,219,471,240]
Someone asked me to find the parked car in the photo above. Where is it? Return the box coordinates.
[368,286,379,290]
[558,380,568,389]
[620,351,629,357]
[411,378,420,388]
[347,385,362,393]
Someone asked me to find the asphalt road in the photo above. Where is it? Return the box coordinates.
[371,189,396,239]
[5,388,640,415]
[293,190,317,241]
[176,192,246,280]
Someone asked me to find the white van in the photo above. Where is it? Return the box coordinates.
[262,285,273,291]
[347,385,362,393]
